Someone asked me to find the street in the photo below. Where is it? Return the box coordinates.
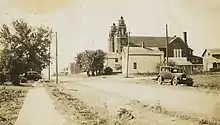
[54,74,220,124]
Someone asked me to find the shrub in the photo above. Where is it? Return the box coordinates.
[210,68,220,72]
[104,67,113,75]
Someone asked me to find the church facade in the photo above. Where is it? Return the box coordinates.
[106,16,203,74]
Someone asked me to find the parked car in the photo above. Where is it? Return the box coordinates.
[20,71,42,83]
[156,66,194,86]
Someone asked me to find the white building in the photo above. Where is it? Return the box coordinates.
[202,48,220,71]
[104,52,122,72]
[122,46,164,75]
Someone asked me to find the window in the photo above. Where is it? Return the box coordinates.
[133,62,137,69]
[121,29,124,35]
[173,49,182,58]
[115,58,118,62]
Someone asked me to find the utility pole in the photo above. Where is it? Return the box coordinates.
[165,24,169,66]
[48,42,51,81]
[55,32,58,83]
[125,31,131,78]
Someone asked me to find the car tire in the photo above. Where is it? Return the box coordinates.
[187,82,193,86]
[172,77,178,86]
[157,76,163,85]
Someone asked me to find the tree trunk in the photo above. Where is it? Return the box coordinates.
[99,70,101,76]
[95,70,98,76]
[11,74,20,85]
[86,71,90,77]
[92,71,95,76]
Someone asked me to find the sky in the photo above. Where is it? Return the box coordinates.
[0,0,220,76]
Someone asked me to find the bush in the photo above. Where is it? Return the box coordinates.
[104,67,113,75]
[210,68,220,72]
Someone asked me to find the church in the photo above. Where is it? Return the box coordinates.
[105,16,203,75]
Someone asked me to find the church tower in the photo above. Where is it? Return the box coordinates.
[115,16,128,53]
[108,23,117,52]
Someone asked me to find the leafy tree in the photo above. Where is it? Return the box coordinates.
[75,49,106,77]
[0,20,53,85]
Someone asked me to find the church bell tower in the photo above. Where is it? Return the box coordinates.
[115,16,128,53]
[108,23,117,52]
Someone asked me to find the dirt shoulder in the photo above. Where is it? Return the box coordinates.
[0,85,30,125]
[45,83,209,125]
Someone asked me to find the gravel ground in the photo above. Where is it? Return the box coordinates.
[0,85,29,125]
[45,82,207,125]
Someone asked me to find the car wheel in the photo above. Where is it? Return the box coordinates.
[157,76,163,85]
[172,77,178,86]
[187,82,193,86]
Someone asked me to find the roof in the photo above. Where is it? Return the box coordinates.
[123,47,163,55]
[130,36,174,48]
[202,48,220,57]
[106,52,121,58]
[129,36,193,50]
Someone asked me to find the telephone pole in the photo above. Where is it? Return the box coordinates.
[55,32,58,83]
[125,31,131,78]
[165,24,169,66]
[48,42,51,80]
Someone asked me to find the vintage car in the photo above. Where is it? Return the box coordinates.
[20,71,42,83]
[156,66,194,86]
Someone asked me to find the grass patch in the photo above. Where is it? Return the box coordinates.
[192,74,220,90]
[0,85,29,125]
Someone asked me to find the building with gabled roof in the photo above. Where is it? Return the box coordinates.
[202,48,220,71]
[122,46,164,75]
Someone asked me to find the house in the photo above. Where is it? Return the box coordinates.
[107,16,203,74]
[122,46,164,75]
[202,48,220,71]
[104,52,122,72]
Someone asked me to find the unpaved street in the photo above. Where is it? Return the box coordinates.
[55,74,220,124]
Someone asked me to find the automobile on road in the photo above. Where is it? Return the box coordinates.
[20,71,42,83]
[156,66,194,86]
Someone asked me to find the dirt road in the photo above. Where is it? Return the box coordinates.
[56,74,220,124]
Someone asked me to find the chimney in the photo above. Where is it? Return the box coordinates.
[141,42,144,48]
[183,32,188,45]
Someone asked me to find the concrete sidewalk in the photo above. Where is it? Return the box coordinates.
[15,87,68,125]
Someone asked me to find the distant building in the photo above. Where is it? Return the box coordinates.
[122,47,163,75]
[202,48,220,71]
[107,16,203,74]
[104,52,122,72]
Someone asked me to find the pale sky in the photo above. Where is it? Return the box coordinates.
[0,0,220,76]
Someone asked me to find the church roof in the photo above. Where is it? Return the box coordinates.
[129,36,173,48]
[129,36,193,51]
